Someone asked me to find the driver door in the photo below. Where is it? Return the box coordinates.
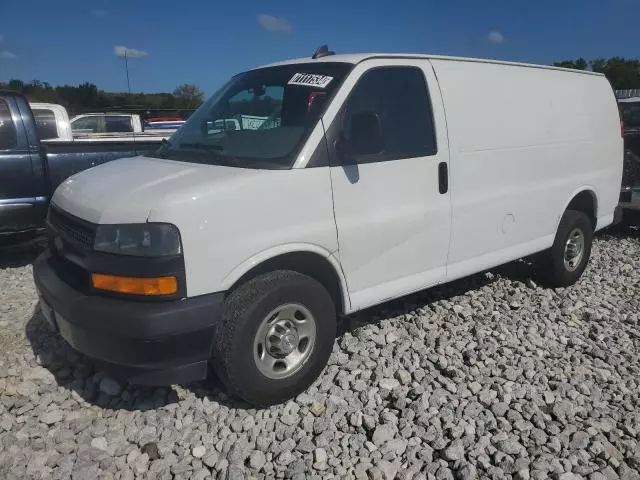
[325,59,452,311]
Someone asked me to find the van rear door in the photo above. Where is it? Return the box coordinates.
[324,59,451,311]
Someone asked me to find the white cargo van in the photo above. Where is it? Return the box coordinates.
[34,48,623,406]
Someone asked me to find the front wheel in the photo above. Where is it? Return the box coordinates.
[213,270,336,407]
[537,210,593,287]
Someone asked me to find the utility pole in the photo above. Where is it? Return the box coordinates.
[124,50,132,96]
[122,50,136,142]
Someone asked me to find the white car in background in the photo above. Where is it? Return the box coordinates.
[71,112,177,138]
[70,112,145,136]
[71,112,184,138]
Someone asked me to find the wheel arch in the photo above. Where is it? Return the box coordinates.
[558,187,598,232]
[222,244,350,314]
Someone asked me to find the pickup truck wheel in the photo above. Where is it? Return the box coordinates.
[537,210,593,287]
[213,270,336,407]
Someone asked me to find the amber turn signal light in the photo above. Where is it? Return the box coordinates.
[91,273,178,296]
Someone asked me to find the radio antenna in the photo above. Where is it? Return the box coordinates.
[122,50,137,146]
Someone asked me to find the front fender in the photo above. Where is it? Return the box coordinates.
[221,243,351,312]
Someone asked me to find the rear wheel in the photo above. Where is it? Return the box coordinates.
[213,270,336,407]
[537,210,593,287]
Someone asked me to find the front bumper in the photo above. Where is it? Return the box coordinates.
[33,251,224,386]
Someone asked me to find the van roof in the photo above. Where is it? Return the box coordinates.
[257,53,604,77]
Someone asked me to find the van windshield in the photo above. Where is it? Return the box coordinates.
[151,62,353,169]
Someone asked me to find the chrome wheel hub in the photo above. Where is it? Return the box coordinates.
[267,325,299,357]
[253,303,316,380]
[564,227,585,272]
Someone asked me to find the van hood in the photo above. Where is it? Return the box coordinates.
[52,156,265,224]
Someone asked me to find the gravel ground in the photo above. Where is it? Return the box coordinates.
[0,228,639,480]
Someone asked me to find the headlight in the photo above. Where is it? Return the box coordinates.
[94,223,182,256]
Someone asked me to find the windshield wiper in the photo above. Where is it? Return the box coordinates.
[179,142,225,151]
[151,137,173,158]
[175,142,242,167]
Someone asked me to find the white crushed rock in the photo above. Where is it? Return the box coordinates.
[0,230,638,479]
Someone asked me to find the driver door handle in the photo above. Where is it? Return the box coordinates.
[438,162,448,194]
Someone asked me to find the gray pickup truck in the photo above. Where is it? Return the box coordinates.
[0,91,163,238]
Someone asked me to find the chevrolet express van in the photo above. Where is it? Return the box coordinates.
[34,48,623,406]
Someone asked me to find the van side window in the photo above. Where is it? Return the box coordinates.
[341,66,436,162]
[33,108,59,140]
[0,99,18,149]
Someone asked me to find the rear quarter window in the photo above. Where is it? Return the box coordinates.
[0,99,18,149]
[33,108,59,140]
[105,116,133,133]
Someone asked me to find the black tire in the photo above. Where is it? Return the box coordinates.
[213,270,336,407]
[537,210,593,288]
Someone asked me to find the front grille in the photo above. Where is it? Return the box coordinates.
[49,254,91,294]
[48,207,95,250]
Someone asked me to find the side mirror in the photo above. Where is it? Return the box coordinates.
[348,111,382,155]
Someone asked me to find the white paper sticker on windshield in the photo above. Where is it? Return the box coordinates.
[288,73,334,88]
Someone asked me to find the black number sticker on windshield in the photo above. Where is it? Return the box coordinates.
[288,73,334,88]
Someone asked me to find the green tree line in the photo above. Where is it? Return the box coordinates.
[0,79,204,118]
[552,57,640,90]
[2,56,638,118]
